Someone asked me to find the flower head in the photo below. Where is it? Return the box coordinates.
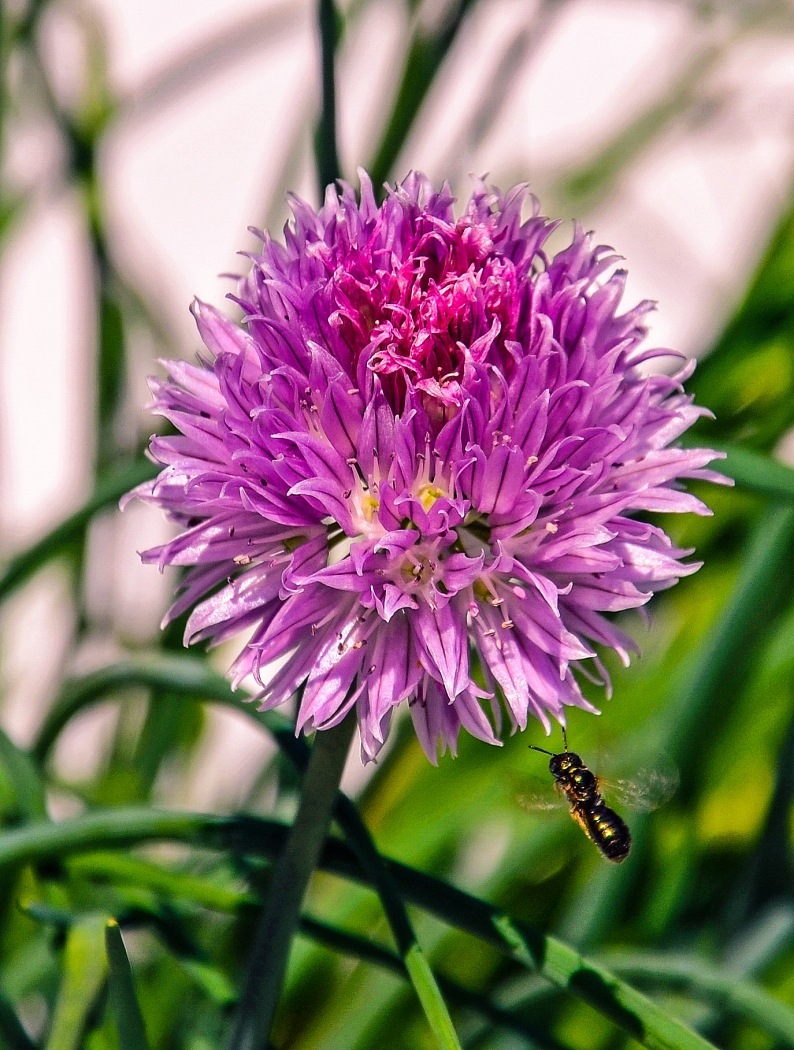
[128,171,726,762]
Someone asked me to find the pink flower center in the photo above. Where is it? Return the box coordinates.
[329,219,522,413]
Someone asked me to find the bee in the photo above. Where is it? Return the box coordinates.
[529,729,632,864]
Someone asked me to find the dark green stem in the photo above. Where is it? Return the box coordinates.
[226,715,355,1050]
[315,0,340,195]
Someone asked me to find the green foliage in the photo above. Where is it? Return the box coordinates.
[3,0,794,1048]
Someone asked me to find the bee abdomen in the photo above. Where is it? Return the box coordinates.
[585,800,632,863]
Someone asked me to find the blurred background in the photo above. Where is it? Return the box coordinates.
[4,0,794,1046]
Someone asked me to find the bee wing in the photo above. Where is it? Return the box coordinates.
[517,777,566,812]
[604,764,679,813]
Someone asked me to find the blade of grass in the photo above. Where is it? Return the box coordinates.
[69,851,255,913]
[554,45,720,213]
[0,729,47,822]
[121,3,302,123]
[37,658,475,1049]
[105,921,151,1050]
[404,945,461,1050]
[46,914,108,1050]
[662,504,794,784]
[32,655,286,763]
[298,915,570,1050]
[334,792,461,1049]
[560,503,794,948]
[603,953,794,1049]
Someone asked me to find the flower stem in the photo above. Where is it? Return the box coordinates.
[315,0,340,193]
[226,715,355,1050]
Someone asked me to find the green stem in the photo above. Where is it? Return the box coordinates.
[225,715,356,1050]
[39,660,459,1047]
[404,945,461,1050]
[0,987,36,1050]
[368,0,478,191]
[315,0,340,194]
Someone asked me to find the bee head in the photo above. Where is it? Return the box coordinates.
[549,751,582,776]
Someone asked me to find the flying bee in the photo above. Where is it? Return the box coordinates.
[528,728,633,863]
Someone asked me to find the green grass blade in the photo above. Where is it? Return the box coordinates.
[662,504,794,783]
[41,660,461,1050]
[605,953,794,1048]
[493,917,714,1050]
[105,921,151,1050]
[0,459,157,605]
[0,808,230,870]
[688,191,794,450]
[558,505,794,948]
[32,655,294,763]
[404,945,461,1050]
[226,716,355,1050]
[46,915,108,1050]
[333,795,461,1048]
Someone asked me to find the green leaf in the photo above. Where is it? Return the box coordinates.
[46,914,108,1050]
[298,915,568,1050]
[0,808,230,872]
[39,663,460,1050]
[33,655,293,764]
[494,917,715,1050]
[178,959,237,1006]
[105,920,151,1050]
[226,715,355,1050]
[97,292,126,460]
[689,192,794,449]
[663,504,794,783]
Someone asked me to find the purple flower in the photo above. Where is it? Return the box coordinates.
[126,171,727,763]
